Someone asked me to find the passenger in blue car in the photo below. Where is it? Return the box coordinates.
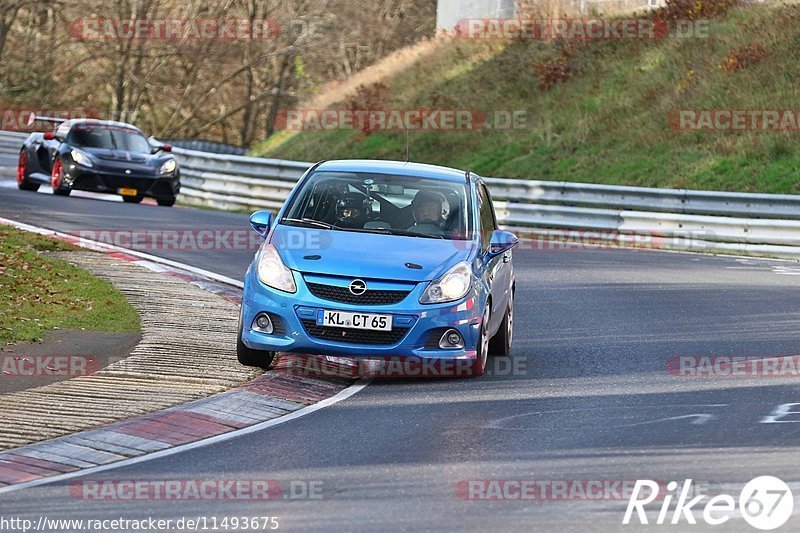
[408,189,446,234]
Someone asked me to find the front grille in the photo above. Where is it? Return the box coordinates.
[301,319,409,345]
[424,328,450,349]
[267,313,285,336]
[75,173,156,191]
[306,282,410,305]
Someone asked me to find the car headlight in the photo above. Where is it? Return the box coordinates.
[420,261,472,304]
[159,159,177,175]
[257,243,296,293]
[70,148,93,168]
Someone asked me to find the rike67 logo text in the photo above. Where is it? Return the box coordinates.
[623,477,793,530]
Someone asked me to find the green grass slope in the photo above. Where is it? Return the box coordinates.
[255,4,800,193]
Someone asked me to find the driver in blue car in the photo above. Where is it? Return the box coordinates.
[335,193,369,228]
[408,189,446,233]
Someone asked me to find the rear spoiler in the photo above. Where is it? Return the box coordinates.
[26,113,67,127]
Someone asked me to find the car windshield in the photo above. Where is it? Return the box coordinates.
[282,171,472,240]
[68,125,151,154]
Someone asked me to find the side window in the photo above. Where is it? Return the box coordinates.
[478,183,497,248]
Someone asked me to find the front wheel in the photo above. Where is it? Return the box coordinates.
[470,305,490,377]
[157,197,176,207]
[236,313,276,369]
[17,150,39,191]
[122,195,144,203]
[51,158,71,196]
[489,290,513,356]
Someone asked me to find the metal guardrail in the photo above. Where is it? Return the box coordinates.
[2,130,800,259]
[0,131,28,157]
[166,144,800,259]
[157,139,247,156]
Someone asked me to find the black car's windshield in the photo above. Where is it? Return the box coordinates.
[282,171,472,240]
[68,125,151,154]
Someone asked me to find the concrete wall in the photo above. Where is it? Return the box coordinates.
[436,0,517,31]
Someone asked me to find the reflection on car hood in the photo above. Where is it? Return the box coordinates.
[83,147,150,163]
[270,224,477,282]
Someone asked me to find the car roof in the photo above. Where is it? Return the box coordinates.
[65,119,143,133]
[314,159,472,183]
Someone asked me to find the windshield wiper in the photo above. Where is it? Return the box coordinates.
[282,219,445,239]
[282,218,337,230]
[369,227,445,239]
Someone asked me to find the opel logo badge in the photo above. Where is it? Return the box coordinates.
[348,279,367,296]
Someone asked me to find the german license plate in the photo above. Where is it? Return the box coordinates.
[118,188,138,196]
[317,309,392,331]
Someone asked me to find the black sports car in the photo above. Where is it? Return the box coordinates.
[17,116,180,206]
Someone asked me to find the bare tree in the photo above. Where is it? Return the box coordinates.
[1,0,435,145]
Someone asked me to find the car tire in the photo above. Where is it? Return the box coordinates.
[50,158,71,196]
[489,289,513,357]
[157,197,176,207]
[17,150,40,191]
[122,195,144,203]
[236,312,276,369]
[470,304,490,377]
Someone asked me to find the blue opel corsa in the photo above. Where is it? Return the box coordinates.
[237,160,518,377]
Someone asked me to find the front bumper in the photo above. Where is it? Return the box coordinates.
[63,164,180,199]
[240,268,484,361]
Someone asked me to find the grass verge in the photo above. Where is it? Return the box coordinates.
[0,225,141,343]
[254,4,800,194]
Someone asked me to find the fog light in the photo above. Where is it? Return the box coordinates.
[439,329,464,349]
[253,313,273,334]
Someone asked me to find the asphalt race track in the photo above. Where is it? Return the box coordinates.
[2,175,800,531]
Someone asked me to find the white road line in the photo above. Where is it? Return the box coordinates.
[0,216,243,288]
[1,177,167,204]
[0,217,374,494]
[0,379,371,496]
[612,413,717,428]
[0,179,125,201]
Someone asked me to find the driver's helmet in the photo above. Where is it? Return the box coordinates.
[335,192,370,227]
[411,189,446,226]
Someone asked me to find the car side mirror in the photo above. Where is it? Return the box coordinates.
[151,144,172,154]
[43,132,56,140]
[249,210,274,239]
[487,230,518,258]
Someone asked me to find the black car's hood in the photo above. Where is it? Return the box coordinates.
[76,147,175,175]
[83,147,151,164]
